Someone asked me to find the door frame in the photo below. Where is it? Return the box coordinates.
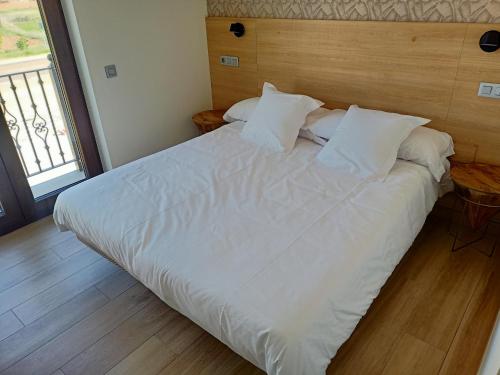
[0,151,25,235]
[39,0,102,179]
[0,0,102,228]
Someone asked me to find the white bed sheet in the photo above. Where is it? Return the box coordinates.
[54,122,439,375]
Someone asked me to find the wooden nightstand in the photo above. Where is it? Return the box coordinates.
[450,162,500,256]
[192,109,227,134]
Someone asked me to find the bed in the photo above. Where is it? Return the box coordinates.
[54,121,441,375]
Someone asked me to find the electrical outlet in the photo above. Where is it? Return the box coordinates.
[104,65,118,79]
[220,56,239,67]
[478,82,500,99]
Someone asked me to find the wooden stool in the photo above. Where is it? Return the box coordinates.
[450,162,500,256]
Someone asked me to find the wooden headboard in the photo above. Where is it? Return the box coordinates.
[206,17,500,165]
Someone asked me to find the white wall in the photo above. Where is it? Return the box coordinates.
[61,0,212,170]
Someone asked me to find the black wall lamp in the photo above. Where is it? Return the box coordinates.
[230,22,245,38]
[479,30,500,53]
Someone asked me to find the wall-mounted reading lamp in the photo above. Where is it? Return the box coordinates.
[230,23,245,38]
[479,30,500,53]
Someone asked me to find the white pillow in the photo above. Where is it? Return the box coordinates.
[398,126,454,181]
[317,105,430,179]
[304,108,347,140]
[223,97,331,129]
[298,108,332,145]
[304,107,331,126]
[262,83,323,108]
[223,97,259,122]
[241,83,323,152]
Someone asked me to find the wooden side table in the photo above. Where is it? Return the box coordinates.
[450,162,500,256]
[192,110,227,134]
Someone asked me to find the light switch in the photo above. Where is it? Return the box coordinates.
[478,82,500,99]
[220,56,239,67]
[480,85,493,96]
[104,64,118,79]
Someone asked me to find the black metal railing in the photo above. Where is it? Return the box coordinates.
[0,63,80,178]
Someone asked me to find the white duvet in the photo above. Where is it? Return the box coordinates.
[54,122,439,375]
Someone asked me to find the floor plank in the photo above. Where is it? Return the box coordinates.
[0,217,54,251]
[105,336,175,375]
[0,311,23,342]
[439,251,500,375]
[158,333,231,375]
[381,333,445,375]
[96,269,138,300]
[61,297,178,375]
[0,287,109,372]
[156,313,206,356]
[13,258,118,325]
[405,248,490,351]
[0,250,61,293]
[0,219,73,271]
[0,244,55,273]
[1,283,153,375]
[199,346,264,375]
[0,249,101,316]
[159,333,263,375]
[50,236,88,259]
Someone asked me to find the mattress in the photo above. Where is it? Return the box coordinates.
[54,122,440,375]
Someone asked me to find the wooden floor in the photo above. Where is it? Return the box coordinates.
[0,213,498,375]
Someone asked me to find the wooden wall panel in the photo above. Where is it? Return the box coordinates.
[206,17,500,165]
[206,18,258,109]
[446,24,500,164]
[256,20,465,119]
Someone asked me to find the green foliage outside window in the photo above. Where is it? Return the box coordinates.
[0,2,49,60]
[16,36,29,50]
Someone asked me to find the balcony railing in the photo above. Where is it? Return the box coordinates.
[0,64,81,179]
